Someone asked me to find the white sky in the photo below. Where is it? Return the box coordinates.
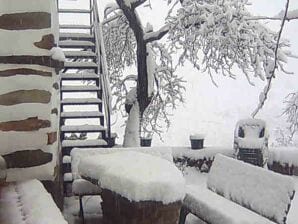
[64,0,298,147]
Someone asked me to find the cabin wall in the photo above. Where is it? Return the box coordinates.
[0,0,62,183]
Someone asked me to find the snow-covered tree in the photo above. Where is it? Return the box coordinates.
[103,0,295,146]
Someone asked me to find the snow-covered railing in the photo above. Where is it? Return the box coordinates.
[92,0,112,139]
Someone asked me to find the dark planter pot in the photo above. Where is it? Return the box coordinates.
[141,138,152,147]
[107,137,116,147]
[190,139,204,150]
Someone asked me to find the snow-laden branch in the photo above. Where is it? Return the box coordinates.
[252,0,290,117]
[144,25,170,43]
[280,92,298,143]
[249,9,298,21]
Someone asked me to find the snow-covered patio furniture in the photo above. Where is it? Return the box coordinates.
[70,147,173,222]
[234,119,269,166]
[0,179,67,224]
[179,154,295,224]
[78,150,185,224]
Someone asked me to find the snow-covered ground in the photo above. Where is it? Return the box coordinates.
[63,167,298,224]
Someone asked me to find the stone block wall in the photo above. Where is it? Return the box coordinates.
[0,0,62,183]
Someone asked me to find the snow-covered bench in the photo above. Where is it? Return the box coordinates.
[70,147,173,221]
[0,179,67,224]
[179,154,296,224]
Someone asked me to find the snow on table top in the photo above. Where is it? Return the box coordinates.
[172,146,234,160]
[71,147,173,180]
[207,154,295,224]
[185,185,275,224]
[0,179,67,224]
[269,147,298,166]
[78,151,185,204]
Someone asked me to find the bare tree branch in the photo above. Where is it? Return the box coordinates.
[252,0,290,117]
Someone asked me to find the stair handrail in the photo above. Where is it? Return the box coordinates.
[92,0,112,140]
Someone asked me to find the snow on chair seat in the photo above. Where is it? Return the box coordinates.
[180,154,295,224]
[0,179,67,224]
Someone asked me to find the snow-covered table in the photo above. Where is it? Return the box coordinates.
[179,154,296,224]
[78,150,186,224]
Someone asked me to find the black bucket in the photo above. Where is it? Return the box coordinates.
[190,139,204,150]
[141,138,152,147]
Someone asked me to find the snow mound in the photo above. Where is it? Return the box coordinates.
[50,47,66,62]
[78,151,185,204]
[207,154,295,224]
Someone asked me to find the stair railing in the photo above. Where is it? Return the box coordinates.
[92,0,112,140]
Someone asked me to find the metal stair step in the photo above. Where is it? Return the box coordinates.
[61,124,106,133]
[62,139,108,148]
[59,40,95,48]
[61,85,101,92]
[64,61,98,69]
[60,24,92,30]
[60,32,94,40]
[60,72,99,80]
[61,98,102,105]
[59,9,91,13]
[63,50,96,58]
[61,111,103,119]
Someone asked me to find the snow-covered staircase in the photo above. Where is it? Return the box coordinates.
[57,0,113,193]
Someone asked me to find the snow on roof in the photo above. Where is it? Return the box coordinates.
[269,147,298,167]
[207,154,295,224]
[78,151,185,204]
[71,147,173,180]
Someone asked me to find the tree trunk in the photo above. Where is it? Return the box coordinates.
[123,102,140,147]
[115,0,152,117]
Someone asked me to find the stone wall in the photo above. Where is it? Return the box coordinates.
[0,0,62,183]
[174,153,298,176]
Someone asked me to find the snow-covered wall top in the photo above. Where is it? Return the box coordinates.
[269,147,298,167]
[0,0,62,182]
